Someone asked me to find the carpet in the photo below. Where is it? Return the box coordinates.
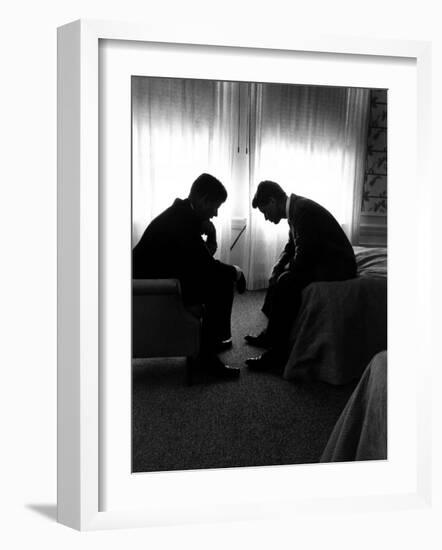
[132,290,356,472]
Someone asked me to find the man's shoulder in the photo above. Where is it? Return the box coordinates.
[153,198,201,238]
[294,195,331,217]
[290,194,315,218]
[293,194,317,209]
[169,197,193,217]
[290,195,340,232]
[151,198,189,222]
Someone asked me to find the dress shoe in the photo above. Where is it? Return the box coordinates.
[208,355,240,378]
[244,330,271,348]
[213,337,233,352]
[245,350,281,372]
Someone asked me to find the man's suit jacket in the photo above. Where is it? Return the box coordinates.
[274,194,356,282]
[132,198,236,304]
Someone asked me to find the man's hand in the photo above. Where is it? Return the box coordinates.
[201,220,217,256]
[269,269,282,287]
[270,265,292,287]
[200,220,216,238]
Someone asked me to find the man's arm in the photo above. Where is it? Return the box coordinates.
[200,220,217,256]
[269,231,295,284]
[289,210,319,274]
[177,223,237,284]
[199,221,245,289]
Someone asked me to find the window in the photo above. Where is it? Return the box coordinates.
[132,77,371,288]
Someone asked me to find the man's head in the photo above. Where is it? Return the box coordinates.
[252,180,288,224]
[188,173,227,221]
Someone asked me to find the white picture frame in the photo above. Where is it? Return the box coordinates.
[57,19,433,531]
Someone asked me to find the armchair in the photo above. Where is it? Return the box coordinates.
[132,279,201,381]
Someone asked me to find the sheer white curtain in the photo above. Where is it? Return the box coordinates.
[341,88,371,244]
[132,77,238,263]
[246,84,370,289]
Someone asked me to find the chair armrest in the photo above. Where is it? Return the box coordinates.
[132,278,201,359]
[133,278,181,296]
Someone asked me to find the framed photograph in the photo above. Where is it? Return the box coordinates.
[57,19,433,530]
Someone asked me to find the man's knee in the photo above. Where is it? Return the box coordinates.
[276,270,293,285]
[275,270,301,294]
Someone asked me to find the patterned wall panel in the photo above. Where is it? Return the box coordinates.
[362,89,387,214]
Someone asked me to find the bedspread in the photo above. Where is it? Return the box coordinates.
[320,351,387,462]
[282,247,387,385]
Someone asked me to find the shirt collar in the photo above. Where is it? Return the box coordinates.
[285,195,291,219]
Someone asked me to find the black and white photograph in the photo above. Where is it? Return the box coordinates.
[3,0,439,543]
[131,76,388,473]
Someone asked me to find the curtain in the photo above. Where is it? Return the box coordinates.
[132,77,238,263]
[341,88,371,244]
[246,83,370,289]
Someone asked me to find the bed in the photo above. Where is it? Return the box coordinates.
[282,246,387,385]
[320,350,387,462]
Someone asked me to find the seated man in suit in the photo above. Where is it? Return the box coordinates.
[245,180,357,372]
[133,173,246,378]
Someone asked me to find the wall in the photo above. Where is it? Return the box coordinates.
[362,89,388,215]
[360,88,388,246]
[2,1,442,548]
